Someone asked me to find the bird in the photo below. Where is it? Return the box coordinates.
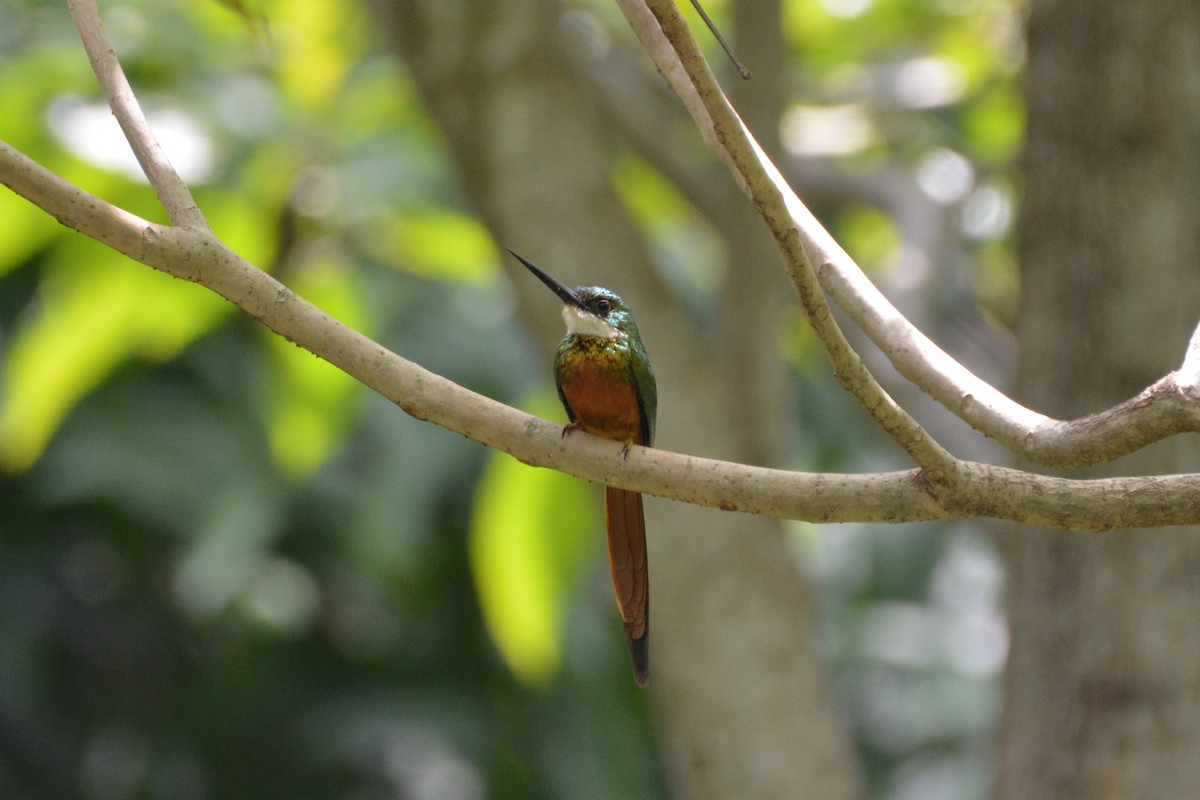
[509,249,657,687]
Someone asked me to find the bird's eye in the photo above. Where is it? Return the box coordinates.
[596,299,612,315]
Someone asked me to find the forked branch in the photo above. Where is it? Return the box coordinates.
[2,0,1200,528]
[66,0,207,229]
[624,0,1200,472]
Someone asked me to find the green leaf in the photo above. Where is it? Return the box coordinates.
[838,203,900,276]
[469,393,599,686]
[962,84,1024,164]
[0,189,61,278]
[1,243,227,472]
[271,0,365,113]
[363,207,498,285]
[613,154,723,299]
[208,0,270,42]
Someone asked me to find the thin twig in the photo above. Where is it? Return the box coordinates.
[689,0,751,79]
[67,0,207,229]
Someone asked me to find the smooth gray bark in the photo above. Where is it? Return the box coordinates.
[998,2,1200,797]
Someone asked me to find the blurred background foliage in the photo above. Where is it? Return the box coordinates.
[0,0,1021,797]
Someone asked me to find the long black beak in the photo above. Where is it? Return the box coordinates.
[507,249,585,309]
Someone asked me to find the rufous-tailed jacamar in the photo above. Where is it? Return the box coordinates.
[509,249,657,688]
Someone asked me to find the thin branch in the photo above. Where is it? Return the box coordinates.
[623,0,1200,472]
[67,0,207,229]
[688,0,751,79]
[813,261,1200,469]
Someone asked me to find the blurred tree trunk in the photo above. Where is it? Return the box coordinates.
[998,1,1200,797]
[366,0,861,796]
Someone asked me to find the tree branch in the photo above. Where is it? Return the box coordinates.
[623,0,1200,472]
[67,0,207,229]
[8,131,1200,529]
[5,1,1200,529]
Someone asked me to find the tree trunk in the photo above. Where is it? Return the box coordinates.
[368,1,862,796]
[998,1,1200,797]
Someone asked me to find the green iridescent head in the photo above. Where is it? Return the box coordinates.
[508,250,641,340]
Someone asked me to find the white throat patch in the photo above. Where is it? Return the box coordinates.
[562,304,622,340]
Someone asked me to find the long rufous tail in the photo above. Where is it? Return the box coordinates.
[605,486,649,687]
